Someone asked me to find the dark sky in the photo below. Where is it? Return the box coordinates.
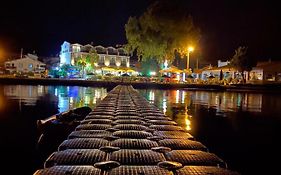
[0,0,280,63]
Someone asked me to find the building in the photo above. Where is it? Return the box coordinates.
[249,60,281,82]
[59,41,130,68]
[200,60,237,80]
[217,59,230,67]
[4,54,46,73]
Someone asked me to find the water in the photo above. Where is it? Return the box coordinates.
[138,89,281,174]
[0,85,280,174]
[0,85,107,175]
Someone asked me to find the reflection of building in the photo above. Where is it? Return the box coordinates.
[49,86,107,113]
[59,41,130,68]
[4,54,46,73]
[4,85,47,105]
[192,91,262,112]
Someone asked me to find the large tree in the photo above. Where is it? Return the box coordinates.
[230,46,255,82]
[125,1,200,63]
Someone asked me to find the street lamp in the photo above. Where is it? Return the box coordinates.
[187,46,194,70]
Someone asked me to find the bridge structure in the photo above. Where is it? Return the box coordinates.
[34,85,239,175]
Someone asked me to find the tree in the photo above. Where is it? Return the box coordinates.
[125,1,200,63]
[76,56,87,78]
[140,59,160,76]
[230,46,255,82]
[88,49,99,68]
[58,64,76,78]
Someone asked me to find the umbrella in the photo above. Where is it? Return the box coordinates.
[105,73,113,76]
[121,73,130,76]
[208,75,215,79]
[161,74,170,78]
[183,68,192,74]
[101,66,116,71]
[118,67,136,73]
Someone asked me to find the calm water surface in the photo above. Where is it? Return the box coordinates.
[0,85,280,174]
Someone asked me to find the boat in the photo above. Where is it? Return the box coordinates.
[36,106,92,157]
[37,106,92,132]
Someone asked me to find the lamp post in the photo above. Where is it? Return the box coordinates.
[186,46,194,70]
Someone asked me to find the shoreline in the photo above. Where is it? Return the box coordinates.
[0,77,281,93]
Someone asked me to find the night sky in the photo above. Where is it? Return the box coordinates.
[0,0,280,63]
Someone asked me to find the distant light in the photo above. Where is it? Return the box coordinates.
[104,60,110,66]
[188,46,194,52]
[176,73,180,81]
[164,60,168,69]
[150,71,156,76]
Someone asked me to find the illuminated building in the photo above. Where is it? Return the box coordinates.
[249,60,281,82]
[59,41,130,68]
[4,54,46,74]
[200,60,237,80]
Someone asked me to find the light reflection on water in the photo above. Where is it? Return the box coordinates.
[138,88,281,175]
[140,89,266,113]
[138,89,280,131]
[3,85,107,113]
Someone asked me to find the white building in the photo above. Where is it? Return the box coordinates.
[201,60,237,80]
[217,59,230,67]
[5,54,46,73]
[59,41,130,68]
[249,60,281,82]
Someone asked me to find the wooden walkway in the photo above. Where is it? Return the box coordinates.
[34,85,240,175]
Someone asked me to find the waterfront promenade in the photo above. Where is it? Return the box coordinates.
[34,85,239,175]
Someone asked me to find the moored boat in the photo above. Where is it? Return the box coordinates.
[36,106,92,157]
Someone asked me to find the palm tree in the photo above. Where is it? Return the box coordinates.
[88,49,99,67]
[76,56,87,78]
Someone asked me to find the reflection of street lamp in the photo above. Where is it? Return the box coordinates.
[187,46,194,70]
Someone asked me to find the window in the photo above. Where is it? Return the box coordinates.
[29,64,33,71]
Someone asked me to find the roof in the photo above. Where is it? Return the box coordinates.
[252,61,281,72]
[5,57,46,65]
[193,65,213,73]
[209,64,236,71]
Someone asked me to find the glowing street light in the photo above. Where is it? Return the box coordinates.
[186,46,194,70]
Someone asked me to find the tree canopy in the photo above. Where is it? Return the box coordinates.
[230,46,255,72]
[125,1,200,63]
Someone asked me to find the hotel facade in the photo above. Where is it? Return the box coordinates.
[59,41,130,68]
